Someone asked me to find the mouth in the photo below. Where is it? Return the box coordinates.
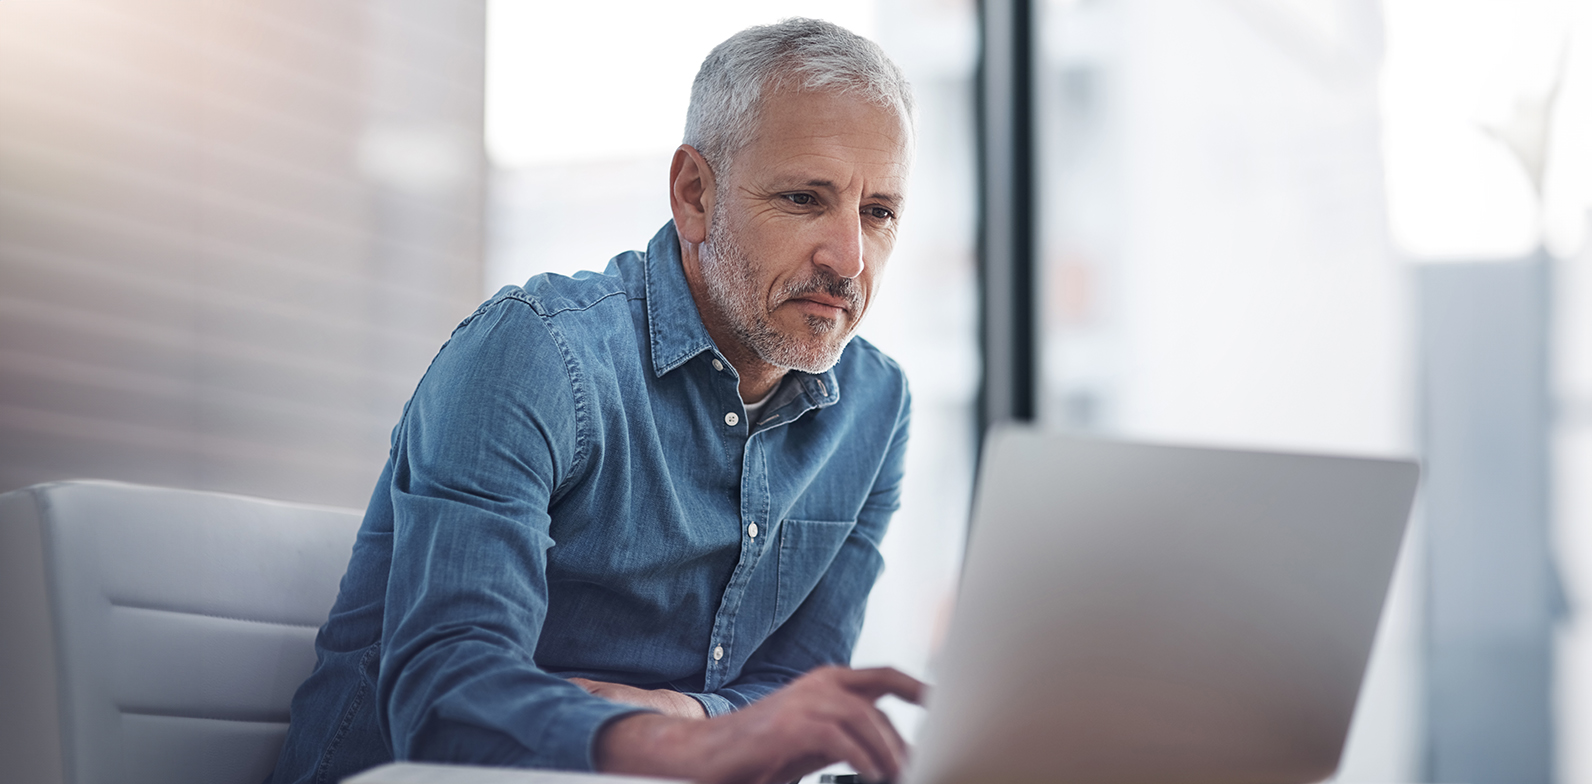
[788,294,851,320]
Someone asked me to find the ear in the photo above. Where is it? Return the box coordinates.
[670,144,715,245]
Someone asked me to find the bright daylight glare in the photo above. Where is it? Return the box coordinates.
[1382,0,1592,260]
[486,0,878,167]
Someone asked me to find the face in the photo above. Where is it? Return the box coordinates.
[695,87,910,374]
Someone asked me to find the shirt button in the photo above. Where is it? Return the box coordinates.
[748,522,758,538]
[724,411,739,427]
[713,645,724,661]
[712,358,724,372]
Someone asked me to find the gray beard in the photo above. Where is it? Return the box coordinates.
[697,207,861,374]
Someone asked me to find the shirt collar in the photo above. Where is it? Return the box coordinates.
[644,221,719,377]
[642,221,842,411]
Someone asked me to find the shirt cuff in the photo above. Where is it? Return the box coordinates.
[683,691,737,718]
[537,697,653,771]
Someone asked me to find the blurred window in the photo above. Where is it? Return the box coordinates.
[1035,0,1412,779]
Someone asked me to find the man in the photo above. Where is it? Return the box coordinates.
[271,18,921,784]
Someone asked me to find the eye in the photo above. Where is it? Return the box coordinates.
[783,192,816,206]
[866,205,896,221]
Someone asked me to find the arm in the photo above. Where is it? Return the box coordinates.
[375,302,645,769]
[568,678,707,719]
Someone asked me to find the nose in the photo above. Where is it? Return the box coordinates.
[812,211,865,279]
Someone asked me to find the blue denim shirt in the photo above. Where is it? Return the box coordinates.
[269,222,911,783]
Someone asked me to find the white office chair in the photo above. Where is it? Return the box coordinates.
[0,480,363,784]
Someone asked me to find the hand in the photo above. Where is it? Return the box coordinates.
[569,677,708,719]
[594,666,925,784]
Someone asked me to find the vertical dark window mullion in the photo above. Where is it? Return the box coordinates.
[976,0,1038,440]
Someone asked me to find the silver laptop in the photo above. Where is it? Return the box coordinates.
[902,428,1420,784]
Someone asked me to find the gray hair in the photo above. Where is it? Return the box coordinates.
[683,18,915,175]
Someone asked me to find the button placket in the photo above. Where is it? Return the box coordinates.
[702,418,771,690]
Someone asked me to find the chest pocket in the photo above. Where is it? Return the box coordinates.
[773,518,856,625]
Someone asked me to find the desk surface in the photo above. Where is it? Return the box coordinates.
[341,761,853,784]
[343,762,686,784]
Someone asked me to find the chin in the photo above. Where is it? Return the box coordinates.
[744,310,859,373]
[776,335,853,374]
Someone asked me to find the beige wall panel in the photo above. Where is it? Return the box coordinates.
[0,0,485,508]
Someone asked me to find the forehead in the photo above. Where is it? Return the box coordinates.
[734,88,911,189]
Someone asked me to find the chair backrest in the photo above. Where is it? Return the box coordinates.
[0,480,363,784]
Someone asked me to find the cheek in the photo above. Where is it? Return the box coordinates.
[861,255,889,292]
[864,233,896,266]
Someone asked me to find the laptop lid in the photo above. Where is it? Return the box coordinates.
[904,429,1419,784]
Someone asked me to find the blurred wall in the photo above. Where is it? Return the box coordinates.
[0,0,487,508]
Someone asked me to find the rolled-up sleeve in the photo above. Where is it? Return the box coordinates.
[377,301,645,770]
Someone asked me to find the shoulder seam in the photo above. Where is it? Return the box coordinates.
[498,284,631,319]
[535,289,631,317]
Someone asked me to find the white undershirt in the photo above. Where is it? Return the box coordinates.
[742,383,780,422]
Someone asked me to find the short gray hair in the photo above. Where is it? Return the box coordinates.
[683,18,915,175]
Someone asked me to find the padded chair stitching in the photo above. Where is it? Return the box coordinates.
[110,600,321,630]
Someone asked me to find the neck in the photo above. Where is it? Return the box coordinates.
[731,360,785,404]
[678,236,788,403]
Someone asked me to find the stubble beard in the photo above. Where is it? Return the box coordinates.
[697,204,863,375]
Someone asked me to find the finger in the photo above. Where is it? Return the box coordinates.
[836,666,927,705]
[831,693,908,781]
[747,713,868,784]
[816,720,889,783]
[764,751,836,784]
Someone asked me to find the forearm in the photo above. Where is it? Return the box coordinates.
[570,677,707,719]
[683,676,789,717]
[595,667,925,784]
[595,713,715,779]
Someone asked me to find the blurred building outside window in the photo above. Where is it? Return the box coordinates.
[1037,0,1592,782]
[1387,2,1592,783]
